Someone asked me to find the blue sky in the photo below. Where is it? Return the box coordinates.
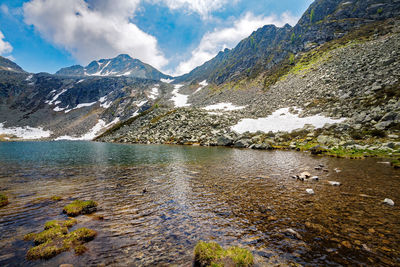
[0,0,313,76]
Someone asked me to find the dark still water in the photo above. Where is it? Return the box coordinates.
[0,141,399,266]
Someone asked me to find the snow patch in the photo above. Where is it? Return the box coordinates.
[55,118,119,141]
[194,80,208,94]
[0,122,52,140]
[148,86,159,100]
[137,100,148,107]
[171,84,190,107]
[161,78,174,83]
[53,106,66,112]
[26,74,33,81]
[76,79,85,84]
[47,88,68,105]
[65,102,96,113]
[232,107,346,134]
[203,102,246,111]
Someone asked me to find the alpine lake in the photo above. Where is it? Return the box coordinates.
[0,141,399,266]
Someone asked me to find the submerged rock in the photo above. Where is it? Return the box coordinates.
[283,228,302,240]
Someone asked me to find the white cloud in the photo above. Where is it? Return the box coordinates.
[0,4,9,15]
[23,0,168,69]
[0,31,13,55]
[174,12,298,76]
[154,0,237,19]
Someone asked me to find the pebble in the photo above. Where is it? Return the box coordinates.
[328,181,341,186]
[306,189,315,194]
[383,198,394,206]
[59,264,74,267]
[310,176,319,181]
[334,168,342,173]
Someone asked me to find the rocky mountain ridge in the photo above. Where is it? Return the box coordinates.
[175,0,400,85]
[56,54,172,81]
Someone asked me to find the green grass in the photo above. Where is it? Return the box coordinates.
[194,241,254,266]
[0,193,9,207]
[63,200,98,217]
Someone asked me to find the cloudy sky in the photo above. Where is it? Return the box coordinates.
[0,0,313,76]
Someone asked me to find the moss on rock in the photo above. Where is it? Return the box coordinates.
[24,219,96,260]
[0,193,9,207]
[44,219,77,230]
[194,241,254,267]
[63,200,97,216]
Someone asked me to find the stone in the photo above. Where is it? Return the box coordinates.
[300,171,311,179]
[383,198,394,206]
[306,189,315,195]
[216,135,233,146]
[310,176,319,181]
[283,228,302,240]
[328,181,341,186]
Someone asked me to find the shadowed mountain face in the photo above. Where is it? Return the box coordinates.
[56,54,172,81]
[175,0,400,85]
[0,56,25,72]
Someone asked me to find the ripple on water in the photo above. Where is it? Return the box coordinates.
[0,142,399,266]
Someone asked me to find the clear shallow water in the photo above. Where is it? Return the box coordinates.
[0,141,399,266]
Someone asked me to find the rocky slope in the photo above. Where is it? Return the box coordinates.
[175,0,400,85]
[97,17,400,160]
[56,54,172,80]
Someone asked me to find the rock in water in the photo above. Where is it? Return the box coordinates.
[300,171,311,179]
[328,181,341,186]
[383,198,394,206]
[306,189,315,194]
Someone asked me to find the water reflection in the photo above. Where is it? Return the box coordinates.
[0,142,399,266]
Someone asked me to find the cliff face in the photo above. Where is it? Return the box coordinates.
[175,0,400,85]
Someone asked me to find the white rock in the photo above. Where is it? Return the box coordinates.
[306,189,315,194]
[300,171,311,179]
[310,176,319,181]
[383,198,394,206]
[328,181,341,186]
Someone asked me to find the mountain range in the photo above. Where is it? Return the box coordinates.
[56,54,172,81]
[1,0,399,148]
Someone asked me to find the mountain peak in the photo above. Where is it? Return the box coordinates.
[56,54,171,80]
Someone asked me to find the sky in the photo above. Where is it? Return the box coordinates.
[0,0,313,76]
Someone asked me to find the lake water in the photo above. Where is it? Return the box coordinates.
[0,141,399,266]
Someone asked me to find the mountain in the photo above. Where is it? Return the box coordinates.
[175,0,400,85]
[0,56,25,72]
[56,54,172,81]
[0,57,175,140]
